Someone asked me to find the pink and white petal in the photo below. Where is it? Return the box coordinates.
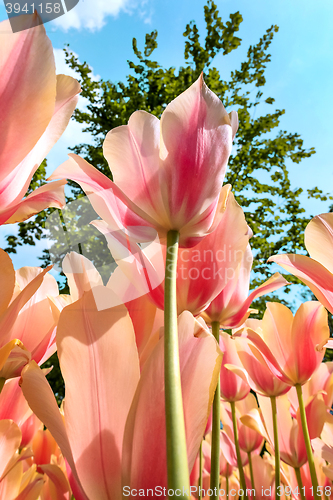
[159,74,232,226]
[0,377,32,425]
[0,249,15,316]
[103,111,169,226]
[304,213,333,274]
[268,254,333,315]
[2,180,66,225]
[0,16,56,181]
[258,302,296,380]
[57,289,140,500]
[176,190,249,316]
[234,339,291,397]
[220,430,248,467]
[234,327,292,384]
[9,270,58,359]
[221,272,289,329]
[0,266,51,347]
[290,302,329,384]
[49,154,160,241]
[0,75,80,210]
[296,393,327,441]
[122,311,222,491]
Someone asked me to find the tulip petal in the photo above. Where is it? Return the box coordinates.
[222,272,288,328]
[290,302,329,384]
[0,74,80,213]
[40,463,71,499]
[0,266,51,347]
[122,311,222,491]
[304,213,333,274]
[0,249,15,316]
[57,289,140,500]
[62,252,103,302]
[0,419,22,480]
[103,111,169,226]
[268,254,333,314]
[49,154,160,241]
[2,180,66,225]
[159,74,233,225]
[19,362,83,490]
[0,16,56,181]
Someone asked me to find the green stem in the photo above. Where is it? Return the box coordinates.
[199,441,203,500]
[270,396,280,498]
[0,378,5,394]
[247,452,255,497]
[294,467,306,500]
[295,384,321,500]
[210,321,221,499]
[164,230,190,498]
[226,464,229,500]
[230,400,247,498]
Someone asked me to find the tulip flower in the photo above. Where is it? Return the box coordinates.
[49,74,237,248]
[201,245,288,328]
[235,301,329,499]
[226,331,291,398]
[220,332,251,403]
[0,15,80,226]
[234,301,329,387]
[268,212,333,315]
[21,285,222,499]
[49,75,239,493]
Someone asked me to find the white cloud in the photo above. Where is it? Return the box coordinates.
[51,0,153,32]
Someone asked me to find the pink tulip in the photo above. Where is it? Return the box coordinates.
[234,301,330,386]
[269,213,333,315]
[21,289,222,499]
[201,245,288,328]
[227,331,291,397]
[235,394,264,455]
[49,74,237,247]
[220,332,250,402]
[0,14,80,225]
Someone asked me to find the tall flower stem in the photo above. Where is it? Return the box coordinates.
[230,400,247,498]
[270,396,280,498]
[247,452,255,496]
[226,464,229,500]
[295,384,321,500]
[199,441,203,500]
[210,321,221,499]
[294,468,306,500]
[164,230,190,498]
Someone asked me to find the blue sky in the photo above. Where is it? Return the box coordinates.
[0,0,333,298]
